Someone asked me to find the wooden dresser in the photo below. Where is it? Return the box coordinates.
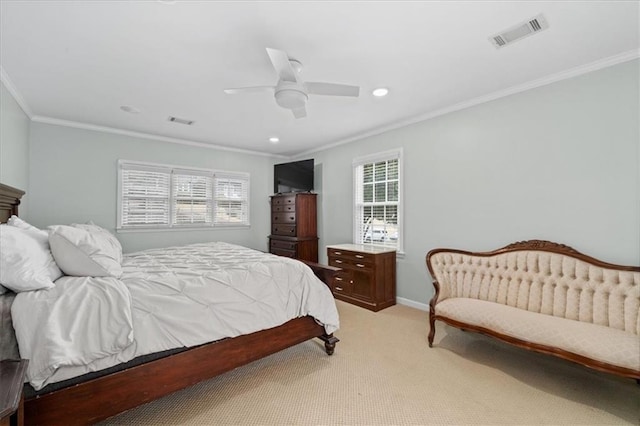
[269,193,318,262]
[327,244,396,312]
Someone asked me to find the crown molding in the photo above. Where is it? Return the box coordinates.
[4,49,638,160]
[296,49,640,158]
[30,116,287,158]
[0,66,33,118]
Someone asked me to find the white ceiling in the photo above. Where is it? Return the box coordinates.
[1,1,638,157]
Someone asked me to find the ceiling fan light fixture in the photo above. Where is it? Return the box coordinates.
[223,48,360,119]
[275,88,308,109]
[372,87,389,97]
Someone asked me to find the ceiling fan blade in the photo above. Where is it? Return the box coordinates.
[223,86,274,95]
[305,82,360,97]
[266,48,297,83]
[292,106,307,119]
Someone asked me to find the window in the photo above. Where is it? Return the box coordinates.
[118,160,250,230]
[353,149,402,252]
[213,173,249,225]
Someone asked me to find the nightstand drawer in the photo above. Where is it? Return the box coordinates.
[328,248,374,264]
[328,255,373,270]
[332,274,352,295]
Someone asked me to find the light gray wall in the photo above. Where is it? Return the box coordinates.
[0,81,30,215]
[28,123,275,253]
[308,59,640,306]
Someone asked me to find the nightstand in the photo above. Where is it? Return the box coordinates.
[327,244,396,311]
[0,360,28,426]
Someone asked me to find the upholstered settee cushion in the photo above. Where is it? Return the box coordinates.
[436,298,640,372]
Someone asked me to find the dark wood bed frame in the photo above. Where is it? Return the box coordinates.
[0,183,340,425]
[426,240,640,381]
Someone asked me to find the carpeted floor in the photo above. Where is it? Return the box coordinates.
[100,300,640,425]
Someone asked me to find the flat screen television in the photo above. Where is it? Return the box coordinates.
[274,159,314,193]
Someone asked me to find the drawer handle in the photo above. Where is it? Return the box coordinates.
[335,277,343,281]
[334,251,342,255]
[289,216,294,221]
[355,255,364,259]
[356,263,365,268]
[335,287,343,291]
[334,260,343,264]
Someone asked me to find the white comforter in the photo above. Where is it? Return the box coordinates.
[12,242,340,390]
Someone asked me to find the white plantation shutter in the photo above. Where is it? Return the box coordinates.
[118,161,250,229]
[172,169,214,226]
[120,164,171,227]
[214,172,250,225]
[353,149,402,252]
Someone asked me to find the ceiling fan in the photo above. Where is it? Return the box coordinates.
[223,48,360,119]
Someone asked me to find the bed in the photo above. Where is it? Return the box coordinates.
[0,183,340,425]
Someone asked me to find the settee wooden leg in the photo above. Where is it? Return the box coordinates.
[319,334,339,355]
[428,315,436,348]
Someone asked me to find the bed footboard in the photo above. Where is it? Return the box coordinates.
[25,316,335,426]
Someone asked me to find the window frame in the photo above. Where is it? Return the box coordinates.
[352,149,404,254]
[117,160,250,232]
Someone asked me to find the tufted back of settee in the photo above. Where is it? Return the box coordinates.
[427,243,640,335]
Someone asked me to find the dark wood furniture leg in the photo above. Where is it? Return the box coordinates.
[318,334,340,355]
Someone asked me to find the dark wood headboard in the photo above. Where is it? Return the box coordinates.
[0,183,25,223]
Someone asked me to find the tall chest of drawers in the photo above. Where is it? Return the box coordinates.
[269,193,318,262]
[327,244,396,312]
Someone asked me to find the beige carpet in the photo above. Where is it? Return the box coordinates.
[100,301,640,425]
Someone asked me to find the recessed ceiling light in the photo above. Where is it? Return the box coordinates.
[269,137,280,143]
[120,105,141,114]
[372,88,389,97]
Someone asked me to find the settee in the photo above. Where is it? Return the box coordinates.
[426,240,640,380]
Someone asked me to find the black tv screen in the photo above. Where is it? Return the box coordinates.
[274,159,314,193]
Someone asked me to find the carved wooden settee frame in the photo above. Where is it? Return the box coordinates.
[426,240,640,381]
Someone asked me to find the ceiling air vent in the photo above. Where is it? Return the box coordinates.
[168,116,195,125]
[490,14,549,49]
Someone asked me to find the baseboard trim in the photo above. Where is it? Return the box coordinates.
[396,297,429,312]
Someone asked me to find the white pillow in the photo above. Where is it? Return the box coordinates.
[7,215,49,247]
[0,225,62,292]
[48,225,123,278]
[71,223,123,264]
